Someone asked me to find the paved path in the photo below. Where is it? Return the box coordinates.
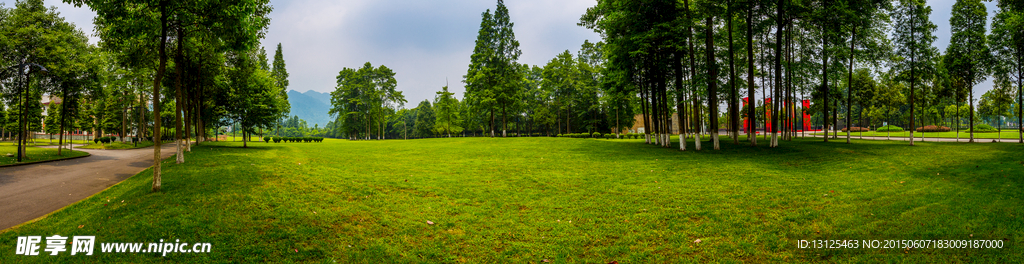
[0,143,176,230]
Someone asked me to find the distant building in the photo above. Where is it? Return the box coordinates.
[628,113,681,134]
[41,95,61,117]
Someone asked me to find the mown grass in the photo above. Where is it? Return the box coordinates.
[79,141,155,150]
[1,137,1021,263]
[0,143,89,166]
[818,130,1024,139]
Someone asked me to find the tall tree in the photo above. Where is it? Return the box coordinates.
[989,0,1024,143]
[434,85,462,137]
[70,0,272,191]
[272,43,291,135]
[945,0,992,143]
[413,100,435,138]
[892,0,936,146]
[464,0,522,138]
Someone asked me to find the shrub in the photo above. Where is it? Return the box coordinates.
[841,127,870,132]
[876,125,904,132]
[593,132,602,138]
[970,124,998,133]
[263,136,271,143]
[916,125,951,132]
[273,137,282,143]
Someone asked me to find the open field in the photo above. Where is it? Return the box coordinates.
[1,137,1021,262]
[79,141,155,150]
[816,131,1024,139]
[0,143,89,166]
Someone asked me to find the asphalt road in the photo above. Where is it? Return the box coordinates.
[0,143,176,230]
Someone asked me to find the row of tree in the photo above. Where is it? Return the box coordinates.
[1,0,290,192]
[577,0,1022,150]
[321,0,1020,147]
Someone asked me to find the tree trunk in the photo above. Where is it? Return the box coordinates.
[728,0,739,145]
[152,4,168,192]
[706,16,720,150]
[771,1,784,148]
[822,23,830,143]
[174,26,185,164]
[969,81,975,143]
[747,3,757,146]
[847,27,856,144]
[675,53,687,150]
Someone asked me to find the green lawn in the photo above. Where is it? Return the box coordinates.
[79,141,155,150]
[0,143,90,166]
[1,137,1021,262]
[817,130,1024,139]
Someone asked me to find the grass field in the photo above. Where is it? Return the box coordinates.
[79,141,155,150]
[0,143,90,166]
[1,137,1021,262]
[816,130,1024,139]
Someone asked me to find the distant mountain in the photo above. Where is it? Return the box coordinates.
[286,90,332,128]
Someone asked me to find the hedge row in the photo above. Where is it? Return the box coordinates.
[93,136,118,144]
[557,133,598,138]
[841,127,870,132]
[556,133,646,139]
[268,137,324,143]
[916,125,951,132]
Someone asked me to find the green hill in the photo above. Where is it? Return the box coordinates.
[286,90,332,127]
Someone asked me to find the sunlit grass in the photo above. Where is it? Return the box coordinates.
[816,130,1024,139]
[0,143,89,166]
[1,137,1020,262]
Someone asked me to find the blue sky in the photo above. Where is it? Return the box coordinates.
[3,0,1000,106]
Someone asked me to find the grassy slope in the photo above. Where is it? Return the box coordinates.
[1,137,1021,263]
[0,143,89,166]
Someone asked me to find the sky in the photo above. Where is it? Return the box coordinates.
[2,0,1002,106]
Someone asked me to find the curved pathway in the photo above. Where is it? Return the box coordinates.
[0,143,176,230]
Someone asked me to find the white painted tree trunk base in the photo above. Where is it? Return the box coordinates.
[175,139,184,164]
[679,134,686,151]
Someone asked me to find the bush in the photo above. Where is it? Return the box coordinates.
[916,125,951,132]
[970,124,998,133]
[841,127,870,132]
[876,125,904,132]
[263,136,271,143]
[273,137,282,143]
[94,136,116,144]
[593,132,602,138]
